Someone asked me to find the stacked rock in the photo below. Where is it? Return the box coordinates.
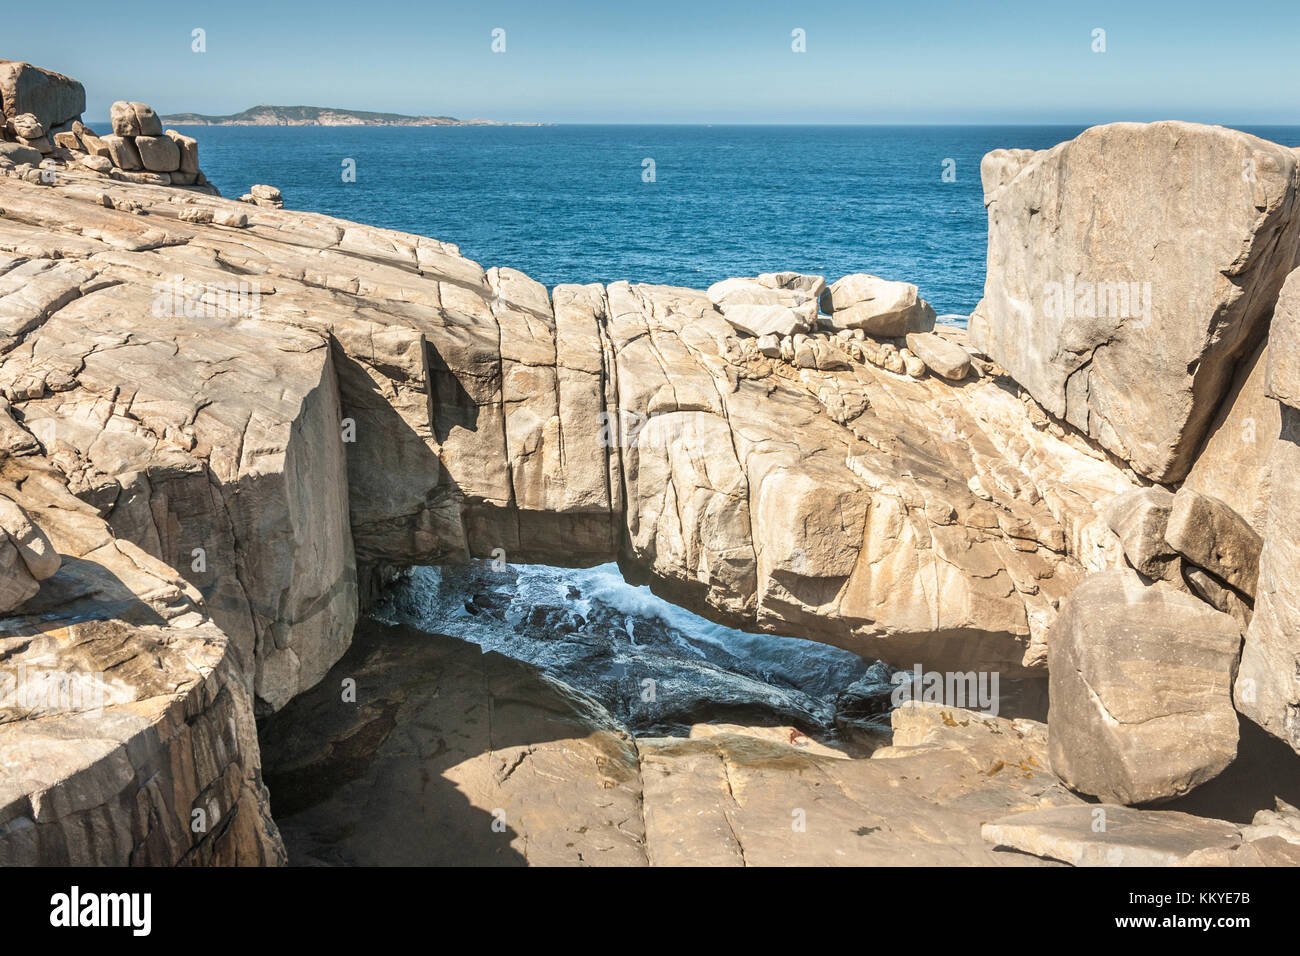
[0,62,216,193]
[239,183,285,208]
[95,100,206,187]
[710,270,974,381]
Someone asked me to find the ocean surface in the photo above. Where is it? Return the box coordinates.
[374,561,895,740]
[163,124,1300,318]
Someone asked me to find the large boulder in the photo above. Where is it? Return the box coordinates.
[136,134,181,173]
[972,122,1300,484]
[0,142,42,167]
[1165,488,1262,598]
[9,113,43,139]
[109,100,162,137]
[100,134,143,171]
[0,61,85,131]
[824,274,936,336]
[1048,570,1242,805]
[165,129,200,174]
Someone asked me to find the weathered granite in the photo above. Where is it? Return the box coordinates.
[1048,570,1242,805]
[972,122,1300,484]
[4,91,1299,866]
[1236,403,1300,754]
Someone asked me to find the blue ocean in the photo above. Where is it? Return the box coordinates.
[167,124,1300,318]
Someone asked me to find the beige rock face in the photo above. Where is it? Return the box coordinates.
[973,122,1300,483]
[9,111,1299,865]
[1235,270,1300,754]
[0,159,1142,863]
[1267,268,1300,408]
[0,460,284,865]
[1048,571,1242,805]
[1183,341,1279,533]
[1237,404,1300,754]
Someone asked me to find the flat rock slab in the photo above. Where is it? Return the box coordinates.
[982,805,1242,866]
[1179,836,1300,867]
[905,331,971,380]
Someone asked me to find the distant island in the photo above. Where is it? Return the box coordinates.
[159,105,545,127]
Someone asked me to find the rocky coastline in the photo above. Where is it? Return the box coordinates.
[1,59,1298,866]
[158,106,545,127]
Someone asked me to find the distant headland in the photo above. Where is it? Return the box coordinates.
[159,105,546,127]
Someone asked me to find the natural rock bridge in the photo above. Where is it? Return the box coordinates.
[2,74,1298,864]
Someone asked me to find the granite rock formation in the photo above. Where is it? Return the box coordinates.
[972,122,1300,484]
[1,62,1299,866]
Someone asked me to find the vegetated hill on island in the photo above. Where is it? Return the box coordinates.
[159,105,543,126]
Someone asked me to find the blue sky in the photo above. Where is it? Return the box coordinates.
[12,0,1300,124]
